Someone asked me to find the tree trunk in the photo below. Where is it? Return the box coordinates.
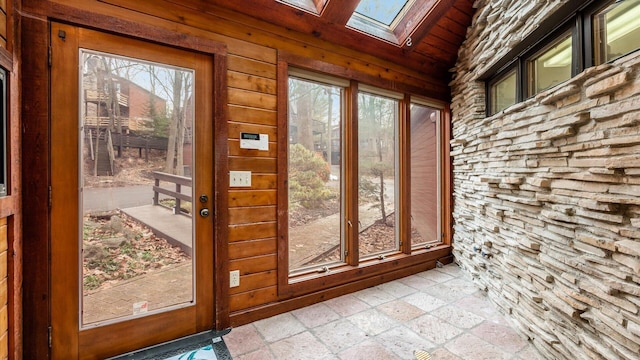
[165,72,183,174]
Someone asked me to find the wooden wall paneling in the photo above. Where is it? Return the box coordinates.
[213,49,230,330]
[453,0,474,16]
[228,271,276,295]
[228,222,277,242]
[428,23,466,48]
[230,251,446,326]
[230,255,277,275]
[228,140,277,158]
[0,217,6,359]
[227,71,277,94]
[49,21,80,358]
[228,238,277,259]
[229,207,277,224]
[275,58,290,299]
[227,55,277,79]
[96,0,451,98]
[172,0,447,79]
[229,287,278,312]
[228,88,277,109]
[23,0,456,339]
[21,14,50,360]
[228,158,277,173]
[228,105,276,126]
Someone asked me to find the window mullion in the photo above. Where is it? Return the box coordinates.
[400,95,411,254]
[346,80,359,266]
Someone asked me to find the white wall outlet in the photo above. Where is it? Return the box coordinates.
[230,270,240,287]
[230,171,251,187]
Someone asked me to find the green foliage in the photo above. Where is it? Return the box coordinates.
[84,275,101,290]
[152,113,171,137]
[289,143,333,209]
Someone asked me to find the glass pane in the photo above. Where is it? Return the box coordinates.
[410,104,439,248]
[288,76,343,272]
[80,50,195,326]
[358,92,399,258]
[490,70,516,114]
[529,33,572,96]
[355,0,413,26]
[594,0,640,64]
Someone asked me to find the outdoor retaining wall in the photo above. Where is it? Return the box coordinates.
[450,0,640,358]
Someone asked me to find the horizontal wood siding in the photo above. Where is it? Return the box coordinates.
[225,38,279,313]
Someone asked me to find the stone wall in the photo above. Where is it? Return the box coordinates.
[450,1,640,359]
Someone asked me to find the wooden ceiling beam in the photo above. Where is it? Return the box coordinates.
[395,0,458,52]
[320,0,361,25]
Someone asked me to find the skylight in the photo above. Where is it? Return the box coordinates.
[354,0,413,27]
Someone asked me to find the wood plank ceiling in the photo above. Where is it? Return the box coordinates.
[175,0,475,82]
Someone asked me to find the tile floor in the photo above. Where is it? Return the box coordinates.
[223,263,543,360]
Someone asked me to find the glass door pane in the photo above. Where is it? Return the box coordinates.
[80,50,195,326]
[358,92,399,257]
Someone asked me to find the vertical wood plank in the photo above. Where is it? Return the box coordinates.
[21,15,51,360]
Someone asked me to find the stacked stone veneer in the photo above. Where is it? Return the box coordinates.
[450,1,640,359]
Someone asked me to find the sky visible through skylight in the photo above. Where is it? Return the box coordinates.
[355,0,410,26]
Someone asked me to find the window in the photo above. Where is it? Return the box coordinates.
[484,0,640,114]
[357,88,401,258]
[287,69,347,274]
[489,70,517,115]
[593,0,640,64]
[354,0,415,27]
[528,32,573,96]
[283,65,447,282]
[410,101,441,248]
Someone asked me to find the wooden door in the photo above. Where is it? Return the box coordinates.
[50,22,215,359]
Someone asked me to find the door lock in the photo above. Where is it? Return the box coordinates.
[199,208,210,218]
[199,194,209,203]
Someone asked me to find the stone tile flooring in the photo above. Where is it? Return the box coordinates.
[224,264,543,360]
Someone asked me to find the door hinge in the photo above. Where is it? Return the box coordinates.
[48,46,52,67]
[344,250,348,258]
[48,326,52,348]
[48,186,52,208]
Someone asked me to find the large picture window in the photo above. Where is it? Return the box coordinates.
[287,70,347,274]
[283,66,446,284]
[357,89,400,258]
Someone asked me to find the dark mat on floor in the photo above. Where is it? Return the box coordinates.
[107,329,232,360]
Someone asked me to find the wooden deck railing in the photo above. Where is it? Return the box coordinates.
[85,89,129,107]
[84,116,130,129]
[152,171,192,215]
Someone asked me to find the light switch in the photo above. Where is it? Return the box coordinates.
[230,171,251,187]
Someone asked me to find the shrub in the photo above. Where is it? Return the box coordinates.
[289,144,333,208]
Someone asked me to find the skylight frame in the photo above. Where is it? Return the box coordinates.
[352,0,417,29]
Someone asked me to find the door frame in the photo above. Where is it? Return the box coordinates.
[48,21,229,359]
